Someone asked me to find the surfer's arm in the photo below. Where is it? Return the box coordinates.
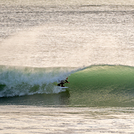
[65,80,70,83]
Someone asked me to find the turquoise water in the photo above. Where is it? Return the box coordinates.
[0,65,134,107]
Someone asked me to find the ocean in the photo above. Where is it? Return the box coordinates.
[0,1,134,133]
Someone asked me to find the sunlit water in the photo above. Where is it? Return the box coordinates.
[0,1,134,133]
[1,105,134,134]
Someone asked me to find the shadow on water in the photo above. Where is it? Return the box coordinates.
[0,90,70,106]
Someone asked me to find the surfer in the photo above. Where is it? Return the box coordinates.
[57,77,70,87]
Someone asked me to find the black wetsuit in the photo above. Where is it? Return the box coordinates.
[65,80,69,83]
[57,80,69,87]
[57,83,61,86]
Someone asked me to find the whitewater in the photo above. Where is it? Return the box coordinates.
[0,0,134,133]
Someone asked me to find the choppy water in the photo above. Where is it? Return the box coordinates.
[0,1,134,133]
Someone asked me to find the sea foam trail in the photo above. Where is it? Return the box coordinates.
[0,66,79,97]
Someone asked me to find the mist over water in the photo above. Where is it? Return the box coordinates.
[0,3,134,67]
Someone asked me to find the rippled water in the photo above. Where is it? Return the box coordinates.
[0,3,134,67]
[0,1,134,133]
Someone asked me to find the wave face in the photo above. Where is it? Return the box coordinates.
[0,65,134,107]
[68,65,134,107]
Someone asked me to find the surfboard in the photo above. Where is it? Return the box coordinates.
[60,87,68,89]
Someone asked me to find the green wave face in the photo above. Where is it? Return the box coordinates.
[67,65,134,107]
[0,65,134,107]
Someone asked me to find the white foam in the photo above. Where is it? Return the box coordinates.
[0,67,76,97]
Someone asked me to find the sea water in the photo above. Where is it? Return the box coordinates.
[0,0,134,133]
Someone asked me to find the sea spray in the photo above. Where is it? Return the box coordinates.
[0,66,77,97]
